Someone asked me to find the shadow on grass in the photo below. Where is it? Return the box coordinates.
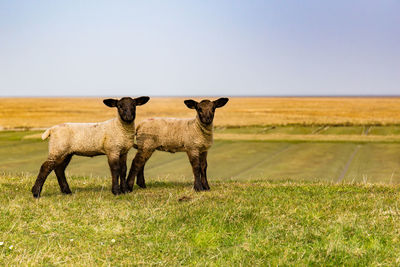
[26,185,108,198]
[71,181,192,192]
[32,181,194,197]
[139,181,192,189]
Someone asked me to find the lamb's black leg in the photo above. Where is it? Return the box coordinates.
[127,149,153,192]
[138,150,154,188]
[108,155,121,195]
[54,154,73,194]
[136,166,146,188]
[32,159,57,198]
[127,151,142,192]
[200,151,210,190]
[119,153,128,193]
[187,151,204,191]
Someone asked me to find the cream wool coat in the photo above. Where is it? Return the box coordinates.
[135,116,213,154]
[42,117,136,160]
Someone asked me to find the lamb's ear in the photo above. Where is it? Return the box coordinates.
[134,96,150,106]
[214,97,229,108]
[184,99,198,109]
[103,98,118,107]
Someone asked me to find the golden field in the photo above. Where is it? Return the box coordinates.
[1,97,400,129]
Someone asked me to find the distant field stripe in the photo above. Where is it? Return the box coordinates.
[231,144,293,178]
[214,133,400,142]
[312,126,327,134]
[337,145,362,183]
[0,140,43,150]
[363,126,371,135]
[263,126,275,133]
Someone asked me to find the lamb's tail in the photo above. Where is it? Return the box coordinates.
[41,128,51,140]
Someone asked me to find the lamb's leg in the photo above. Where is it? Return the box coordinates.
[31,158,57,198]
[187,151,204,191]
[136,166,146,188]
[200,151,210,190]
[119,153,128,193]
[107,154,121,195]
[54,154,73,194]
[127,149,154,192]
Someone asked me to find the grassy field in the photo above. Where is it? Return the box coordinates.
[2,97,400,265]
[1,174,400,265]
[2,97,400,129]
[2,130,400,265]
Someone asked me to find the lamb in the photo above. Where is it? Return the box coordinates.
[31,96,150,198]
[126,98,229,192]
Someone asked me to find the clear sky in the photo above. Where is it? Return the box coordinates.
[0,0,399,96]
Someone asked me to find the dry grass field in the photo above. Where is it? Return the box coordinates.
[1,97,400,129]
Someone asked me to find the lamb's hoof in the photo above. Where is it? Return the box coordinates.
[194,184,204,192]
[112,188,121,195]
[125,185,133,193]
[31,187,41,198]
[61,188,72,195]
[120,185,128,194]
[137,183,146,189]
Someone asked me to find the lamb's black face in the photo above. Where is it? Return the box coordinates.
[184,98,229,125]
[196,100,215,125]
[117,97,136,123]
[103,96,150,124]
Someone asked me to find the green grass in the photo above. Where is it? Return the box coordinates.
[267,126,320,135]
[0,130,42,141]
[319,126,365,135]
[2,129,400,265]
[1,174,400,265]
[215,126,320,135]
[369,126,400,135]
[215,125,400,136]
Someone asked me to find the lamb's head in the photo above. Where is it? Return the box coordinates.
[184,98,229,125]
[103,96,150,123]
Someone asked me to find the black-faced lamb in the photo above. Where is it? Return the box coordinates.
[126,98,229,192]
[31,96,150,198]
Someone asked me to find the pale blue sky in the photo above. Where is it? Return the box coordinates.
[0,0,399,96]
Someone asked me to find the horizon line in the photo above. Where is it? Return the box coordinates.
[1,94,400,98]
